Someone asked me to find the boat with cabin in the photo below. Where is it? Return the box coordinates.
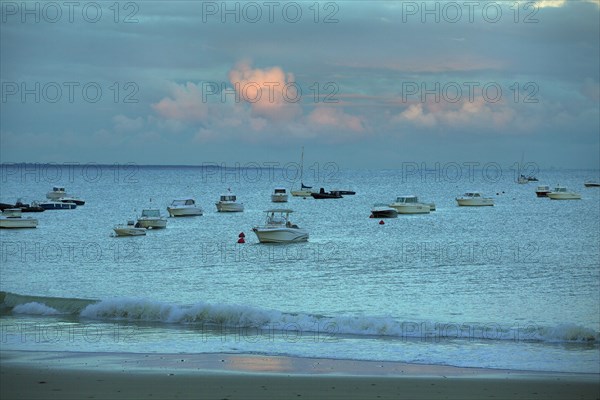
[389,195,431,214]
[0,208,38,229]
[271,188,289,203]
[136,208,168,229]
[252,209,309,243]
[547,186,581,200]
[46,186,68,200]
[216,191,244,212]
[456,192,494,206]
[167,198,203,217]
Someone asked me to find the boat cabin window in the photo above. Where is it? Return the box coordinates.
[221,195,236,201]
[142,210,160,217]
[274,189,286,194]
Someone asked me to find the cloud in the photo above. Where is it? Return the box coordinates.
[113,115,144,133]
[308,106,366,133]
[535,0,567,8]
[393,98,519,132]
[228,61,302,121]
[394,104,437,128]
[535,0,599,7]
[152,82,208,121]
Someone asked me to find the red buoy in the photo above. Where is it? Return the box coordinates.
[239,232,245,238]
[237,237,245,244]
[379,220,385,225]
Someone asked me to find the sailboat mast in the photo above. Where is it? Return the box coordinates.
[300,146,304,184]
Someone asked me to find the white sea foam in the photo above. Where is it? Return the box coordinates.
[12,302,62,315]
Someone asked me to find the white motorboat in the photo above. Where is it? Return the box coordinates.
[216,192,244,212]
[291,147,314,197]
[113,220,147,236]
[136,208,167,229]
[547,186,581,200]
[46,186,68,200]
[167,198,203,217]
[370,204,398,218]
[456,192,494,206]
[584,181,600,188]
[0,208,38,229]
[252,209,308,243]
[271,188,289,203]
[535,185,551,197]
[389,195,431,214]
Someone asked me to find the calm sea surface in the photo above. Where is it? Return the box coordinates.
[1,164,599,373]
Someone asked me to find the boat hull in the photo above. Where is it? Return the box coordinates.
[311,192,342,199]
[0,218,38,228]
[547,193,581,200]
[167,207,203,217]
[456,198,494,206]
[291,190,313,197]
[39,202,77,210]
[59,197,85,206]
[390,204,430,214]
[584,182,600,187]
[252,227,309,243]
[535,191,550,197]
[371,209,398,218]
[113,227,146,236]
[215,202,244,212]
[136,218,167,229]
[271,195,289,203]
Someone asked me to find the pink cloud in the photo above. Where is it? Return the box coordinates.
[228,61,302,121]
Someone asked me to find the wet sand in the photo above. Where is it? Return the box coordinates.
[1,351,598,399]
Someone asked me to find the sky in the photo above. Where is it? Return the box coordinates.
[1,0,599,169]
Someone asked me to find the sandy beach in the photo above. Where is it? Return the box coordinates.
[1,351,598,400]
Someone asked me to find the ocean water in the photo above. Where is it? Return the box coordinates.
[1,164,599,373]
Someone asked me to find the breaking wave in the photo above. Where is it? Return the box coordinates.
[2,291,598,343]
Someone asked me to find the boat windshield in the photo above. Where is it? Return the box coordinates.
[172,199,194,206]
[274,189,286,194]
[396,196,418,203]
[220,195,236,202]
[142,209,161,218]
[266,212,288,225]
